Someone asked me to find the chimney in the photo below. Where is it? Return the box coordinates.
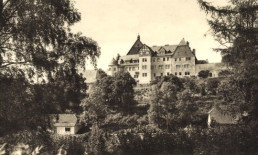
[165,44,169,46]
[193,49,195,55]
[187,41,189,46]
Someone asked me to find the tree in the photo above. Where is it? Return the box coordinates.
[175,90,199,127]
[182,78,201,94]
[80,87,109,126]
[198,0,258,119]
[151,74,184,91]
[88,124,106,155]
[80,70,136,126]
[112,71,136,109]
[207,78,220,95]
[148,82,178,131]
[218,69,232,77]
[198,70,210,78]
[0,0,100,70]
[0,1,101,147]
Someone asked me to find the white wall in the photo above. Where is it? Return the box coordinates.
[56,126,75,135]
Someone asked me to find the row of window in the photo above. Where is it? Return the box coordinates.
[151,65,171,70]
[153,72,170,77]
[139,57,192,63]
[142,65,147,70]
[152,57,191,62]
[109,64,190,72]
[176,64,190,69]
[110,64,190,72]
[125,66,140,71]
[134,71,190,78]
[142,58,147,62]
[152,57,170,62]
[175,57,191,61]
[175,72,190,76]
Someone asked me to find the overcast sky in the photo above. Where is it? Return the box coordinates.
[72,0,228,70]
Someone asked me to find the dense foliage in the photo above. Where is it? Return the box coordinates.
[1,0,258,154]
[198,0,258,119]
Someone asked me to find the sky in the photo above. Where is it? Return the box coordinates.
[71,0,228,70]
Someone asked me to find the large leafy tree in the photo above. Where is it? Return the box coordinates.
[198,0,258,119]
[80,70,136,126]
[148,82,177,130]
[0,0,100,135]
[0,0,100,70]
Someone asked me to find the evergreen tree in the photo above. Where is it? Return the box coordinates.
[198,0,258,119]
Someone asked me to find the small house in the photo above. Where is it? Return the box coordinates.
[207,106,241,128]
[54,114,82,135]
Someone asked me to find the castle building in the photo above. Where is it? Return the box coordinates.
[108,35,225,84]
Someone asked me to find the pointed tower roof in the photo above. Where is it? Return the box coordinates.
[126,35,143,55]
[109,58,118,66]
[178,38,187,46]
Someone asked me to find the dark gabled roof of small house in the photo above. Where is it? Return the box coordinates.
[208,106,241,124]
[127,35,144,55]
[54,114,78,127]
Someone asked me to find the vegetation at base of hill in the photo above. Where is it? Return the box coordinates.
[198,70,210,78]
[1,0,258,154]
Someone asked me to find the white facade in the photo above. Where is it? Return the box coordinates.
[56,125,81,135]
[108,36,225,84]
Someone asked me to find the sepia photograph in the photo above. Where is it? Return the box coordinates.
[0,0,257,154]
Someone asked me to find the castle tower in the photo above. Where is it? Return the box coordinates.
[108,58,118,76]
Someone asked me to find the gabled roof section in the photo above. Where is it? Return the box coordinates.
[173,45,195,58]
[54,114,78,127]
[151,45,178,55]
[139,44,154,56]
[163,45,178,52]
[209,107,241,124]
[127,35,143,55]
[178,38,187,46]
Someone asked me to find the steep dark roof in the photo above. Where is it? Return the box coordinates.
[173,45,195,58]
[139,44,155,55]
[178,38,187,46]
[208,107,241,124]
[54,114,78,127]
[151,45,177,54]
[127,35,143,55]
